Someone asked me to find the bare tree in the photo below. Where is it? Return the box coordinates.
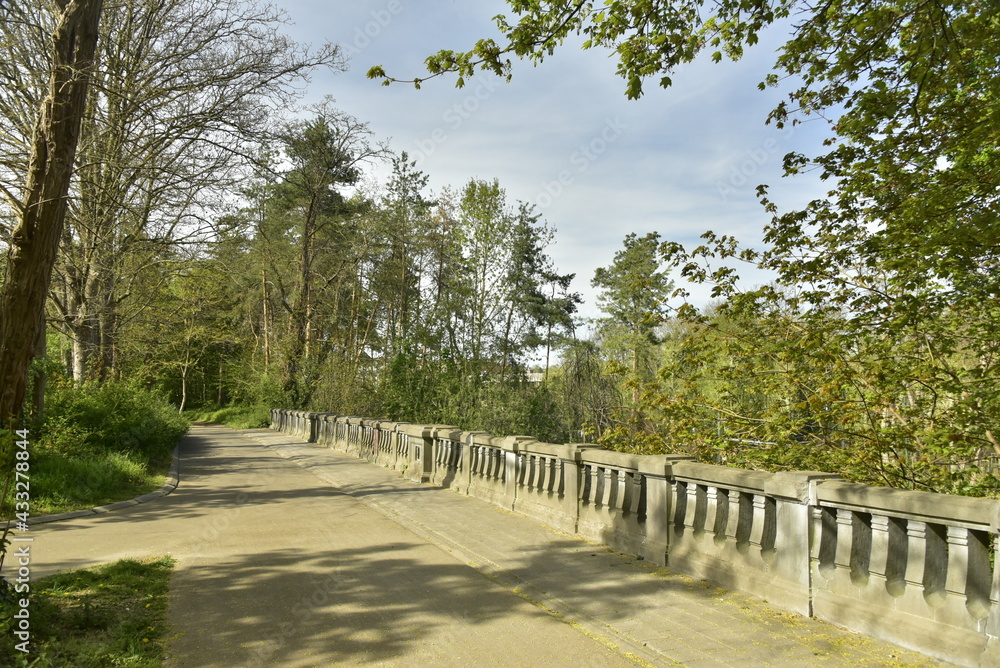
[47,0,345,381]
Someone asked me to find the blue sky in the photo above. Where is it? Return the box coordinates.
[277,1,830,320]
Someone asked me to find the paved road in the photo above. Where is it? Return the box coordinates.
[10,425,951,667]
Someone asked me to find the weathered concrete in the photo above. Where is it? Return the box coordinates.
[8,425,951,667]
[248,426,950,667]
[9,426,632,667]
[271,409,997,667]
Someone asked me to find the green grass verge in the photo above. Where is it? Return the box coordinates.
[25,449,170,516]
[184,404,271,430]
[0,556,175,667]
[1,380,189,516]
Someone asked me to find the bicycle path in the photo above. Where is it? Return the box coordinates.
[10,425,950,667]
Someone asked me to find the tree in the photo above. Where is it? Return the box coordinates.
[0,0,102,424]
[592,232,673,403]
[548,337,623,441]
[47,0,344,383]
[133,262,238,413]
[507,221,579,380]
[369,153,436,368]
[272,102,388,406]
[369,0,999,345]
[371,1,1000,492]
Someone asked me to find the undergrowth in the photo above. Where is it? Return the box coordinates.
[0,557,175,667]
[184,404,270,429]
[1,380,188,516]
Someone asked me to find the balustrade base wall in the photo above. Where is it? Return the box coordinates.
[269,408,1000,668]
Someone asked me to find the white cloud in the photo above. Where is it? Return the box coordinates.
[277,1,831,317]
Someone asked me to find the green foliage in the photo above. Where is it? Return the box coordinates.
[386,0,1000,496]
[470,382,565,442]
[592,232,673,402]
[0,557,174,667]
[371,0,786,98]
[598,301,1000,496]
[540,335,623,443]
[41,381,188,465]
[0,380,188,515]
[185,404,271,429]
[24,451,165,516]
[378,349,567,440]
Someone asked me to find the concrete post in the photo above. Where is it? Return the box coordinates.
[430,426,462,488]
[762,471,842,615]
[462,432,490,494]
[396,424,432,483]
[501,436,533,511]
[639,456,693,566]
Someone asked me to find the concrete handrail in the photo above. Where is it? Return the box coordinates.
[267,408,999,667]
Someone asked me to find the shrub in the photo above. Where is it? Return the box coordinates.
[41,380,188,465]
[185,404,271,429]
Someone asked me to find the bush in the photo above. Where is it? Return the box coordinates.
[0,381,189,516]
[25,451,163,515]
[185,404,271,429]
[41,380,188,465]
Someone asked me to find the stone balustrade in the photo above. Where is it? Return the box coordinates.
[268,408,1000,667]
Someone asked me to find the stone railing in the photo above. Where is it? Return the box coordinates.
[269,409,1000,667]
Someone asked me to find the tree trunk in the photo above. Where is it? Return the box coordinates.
[71,313,98,382]
[282,192,318,405]
[0,0,104,425]
[179,365,188,413]
[262,269,271,368]
[29,323,47,421]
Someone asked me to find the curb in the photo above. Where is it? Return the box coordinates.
[4,445,181,528]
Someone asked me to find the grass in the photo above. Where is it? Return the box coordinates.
[184,404,271,430]
[24,449,170,516]
[0,556,175,667]
[1,380,188,516]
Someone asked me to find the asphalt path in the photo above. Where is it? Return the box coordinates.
[7,425,951,667]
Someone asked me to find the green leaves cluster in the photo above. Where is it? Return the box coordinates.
[375,0,1000,495]
[370,0,790,98]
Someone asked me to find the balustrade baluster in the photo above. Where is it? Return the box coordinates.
[834,508,855,577]
[749,495,767,548]
[945,526,970,599]
[725,488,741,545]
[704,486,720,544]
[489,448,500,480]
[869,515,891,592]
[903,520,928,598]
[588,465,602,508]
[533,455,545,492]
[683,482,699,535]
[544,456,556,493]
[613,470,627,512]
[628,473,643,515]
[550,458,561,496]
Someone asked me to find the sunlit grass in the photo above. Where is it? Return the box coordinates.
[24,449,168,516]
[0,557,175,667]
[184,404,271,429]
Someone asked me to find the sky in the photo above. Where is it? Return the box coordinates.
[275,0,831,321]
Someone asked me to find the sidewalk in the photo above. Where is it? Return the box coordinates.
[14,425,950,667]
